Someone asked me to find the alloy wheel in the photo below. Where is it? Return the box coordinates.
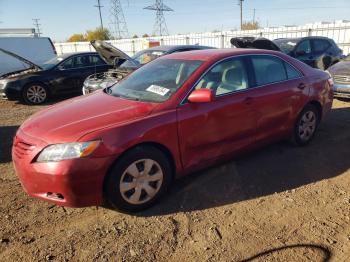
[119,159,164,205]
[26,85,47,104]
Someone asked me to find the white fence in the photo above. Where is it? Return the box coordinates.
[55,21,350,56]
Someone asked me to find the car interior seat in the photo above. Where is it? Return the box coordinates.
[216,66,246,95]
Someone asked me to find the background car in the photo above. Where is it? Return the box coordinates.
[231,36,343,70]
[327,54,350,99]
[0,49,112,104]
[82,41,215,95]
[13,48,333,212]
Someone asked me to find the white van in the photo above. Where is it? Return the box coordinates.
[0,37,57,76]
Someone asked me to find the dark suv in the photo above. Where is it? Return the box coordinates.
[231,36,343,70]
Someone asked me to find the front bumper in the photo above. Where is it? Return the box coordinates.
[0,81,22,100]
[12,129,116,207]
[333,83,350,98]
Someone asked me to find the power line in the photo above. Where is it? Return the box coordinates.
[32,18,42,37]
[94,0,104,29]
[144,0,174,36]
[109,0,129,39]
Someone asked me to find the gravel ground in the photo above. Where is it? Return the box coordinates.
[0,98,349,261]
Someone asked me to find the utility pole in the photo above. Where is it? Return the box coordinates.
[95,0,104,29]
[253,8,256,23]
[32,18,42,37]
[238,0,244,30]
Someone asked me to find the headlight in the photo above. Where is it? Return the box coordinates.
[36,141,100,162]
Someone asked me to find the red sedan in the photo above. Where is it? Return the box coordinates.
[12,49,333,212]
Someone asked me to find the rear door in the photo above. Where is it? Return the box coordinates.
[177,57,257,170]
[248,55,308,142]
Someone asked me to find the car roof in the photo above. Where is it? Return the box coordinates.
[145,45,215,53]
[159,48,283,62]
[274,36,331,42]
[58,52,98,59]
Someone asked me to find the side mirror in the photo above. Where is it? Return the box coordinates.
[188,89,214,103]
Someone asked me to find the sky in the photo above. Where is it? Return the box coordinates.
[0,0,349,42]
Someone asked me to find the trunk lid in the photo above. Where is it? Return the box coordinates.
[230,37,281,51]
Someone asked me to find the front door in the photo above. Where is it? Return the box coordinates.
[177,57,257,170]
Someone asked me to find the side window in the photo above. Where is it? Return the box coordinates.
[295,40,311,55]
[194,58,249,96]
[89,55,105,66]
[73,55,90,68]
[312,39,330,53]
[251,56,287,86]
[285,62,302,80]
[60,57,74,69]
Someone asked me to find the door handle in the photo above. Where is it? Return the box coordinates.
[298,83,306,90]
[244,97,254,105]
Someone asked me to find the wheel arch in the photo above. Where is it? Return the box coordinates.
[308,100,323,121]
[103,141,177,186]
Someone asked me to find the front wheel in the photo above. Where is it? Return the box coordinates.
[292,104,320,146]
[22,83,49,105]
[104,146,173,212]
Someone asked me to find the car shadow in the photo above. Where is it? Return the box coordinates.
[137,106,350,217]
[239,243,331,262]
[0,125,19,163]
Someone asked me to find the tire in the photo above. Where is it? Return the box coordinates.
[22,83,49,105]
[292,104,320,146]
[104,146,173,212]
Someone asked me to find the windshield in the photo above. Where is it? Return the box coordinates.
[109,59,203,103]
[41,56,65,70]
[273,39,299,54]
[120,49,167,68]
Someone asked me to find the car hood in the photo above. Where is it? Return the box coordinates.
[91,40,135,66]
[20,91,158,144]
[328,60,350,75]
[230,37,281,51]
[0,48,42,72]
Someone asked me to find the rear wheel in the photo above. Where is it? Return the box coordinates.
[104,146,173,212]
[292,104,320,146]
[22,83,49,105]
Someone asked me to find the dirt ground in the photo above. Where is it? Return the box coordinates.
[0,98,349,262]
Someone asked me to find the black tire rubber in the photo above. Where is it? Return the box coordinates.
[104,146,173,213]
[292,104,320,146]
[22,83,49,105]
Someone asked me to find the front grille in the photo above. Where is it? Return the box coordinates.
[333,75,350,84]
[13,136,35,159]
